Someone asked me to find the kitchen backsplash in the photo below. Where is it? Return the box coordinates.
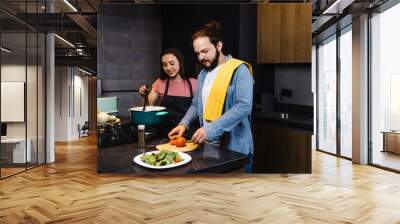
[97,4,162,118]
[274,64,313,106]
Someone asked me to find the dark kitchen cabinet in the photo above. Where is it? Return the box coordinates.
[252,118,311,173]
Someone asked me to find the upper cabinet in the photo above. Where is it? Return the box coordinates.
[257,3,312,64]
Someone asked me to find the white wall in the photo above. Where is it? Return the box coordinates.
[55,67,89,141]
[76,74,89,124]
[1,65,43,136]
[1,63,46,164]
[72,72,89,139]
[1,65,26,138]
[55,67,69,141]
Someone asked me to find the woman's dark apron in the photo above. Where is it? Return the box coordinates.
[160,79,198,138]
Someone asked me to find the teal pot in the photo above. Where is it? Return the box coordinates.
[129,106,169,126]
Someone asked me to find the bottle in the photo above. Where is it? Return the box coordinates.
[138,124,145,154]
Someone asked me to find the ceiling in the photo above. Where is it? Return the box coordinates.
[2,0,385,73]
[311,0,390,43]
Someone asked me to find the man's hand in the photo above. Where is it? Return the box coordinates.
[168,124,186,139]
[192,128,208,144]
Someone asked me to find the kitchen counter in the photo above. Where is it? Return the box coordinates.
[98,138,249,174]
[252,112,313,132]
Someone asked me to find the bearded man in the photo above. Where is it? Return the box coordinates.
[168,20,254,172]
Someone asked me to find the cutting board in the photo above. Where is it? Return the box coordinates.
[156,142,198,152]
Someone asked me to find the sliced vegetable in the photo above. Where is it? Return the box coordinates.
[140,150,184,166]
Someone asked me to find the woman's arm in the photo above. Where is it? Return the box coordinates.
[139,79,163,106]
[139,84,159,106]
[147,89,158,106]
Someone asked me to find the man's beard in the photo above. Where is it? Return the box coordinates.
[203,50,220,72]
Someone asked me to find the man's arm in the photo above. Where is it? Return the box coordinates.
[203,65,253,141]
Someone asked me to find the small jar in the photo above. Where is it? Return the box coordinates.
[138,124,145,154]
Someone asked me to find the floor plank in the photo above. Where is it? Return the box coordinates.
[0,135,400,223]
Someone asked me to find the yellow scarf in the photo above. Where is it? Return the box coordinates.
[203,58,253,121]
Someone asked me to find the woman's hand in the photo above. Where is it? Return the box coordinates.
[168,124,186,139]
[139,84,157,106]
[138,85,148,96]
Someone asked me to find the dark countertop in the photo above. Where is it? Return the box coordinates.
[252,112,313,132]
[98,138,249,174]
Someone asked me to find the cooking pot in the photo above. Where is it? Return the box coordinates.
[129,106,168,126]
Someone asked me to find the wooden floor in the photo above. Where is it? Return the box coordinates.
[1,135,400,223]
[1,167,26,178]
[1,163,45,178]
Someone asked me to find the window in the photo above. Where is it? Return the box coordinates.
[370,2,400,171]
[339,27,352,158]
[317,25,353,158]
[317,35,337,154]
[0,1,47,179]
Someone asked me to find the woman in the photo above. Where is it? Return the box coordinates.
[139,48,197,136]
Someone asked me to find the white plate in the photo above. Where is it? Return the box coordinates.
[133,150,192,169]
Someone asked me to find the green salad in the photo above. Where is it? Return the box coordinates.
[141,150,184,166]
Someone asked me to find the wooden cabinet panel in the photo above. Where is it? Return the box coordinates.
[286,128,311,173]
[252,118,312,173]
[257,3,311,64]
[280,3,312,63]
[253,121,286,173]
[257,3,281,63]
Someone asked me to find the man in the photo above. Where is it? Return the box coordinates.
[168,21,254,172]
